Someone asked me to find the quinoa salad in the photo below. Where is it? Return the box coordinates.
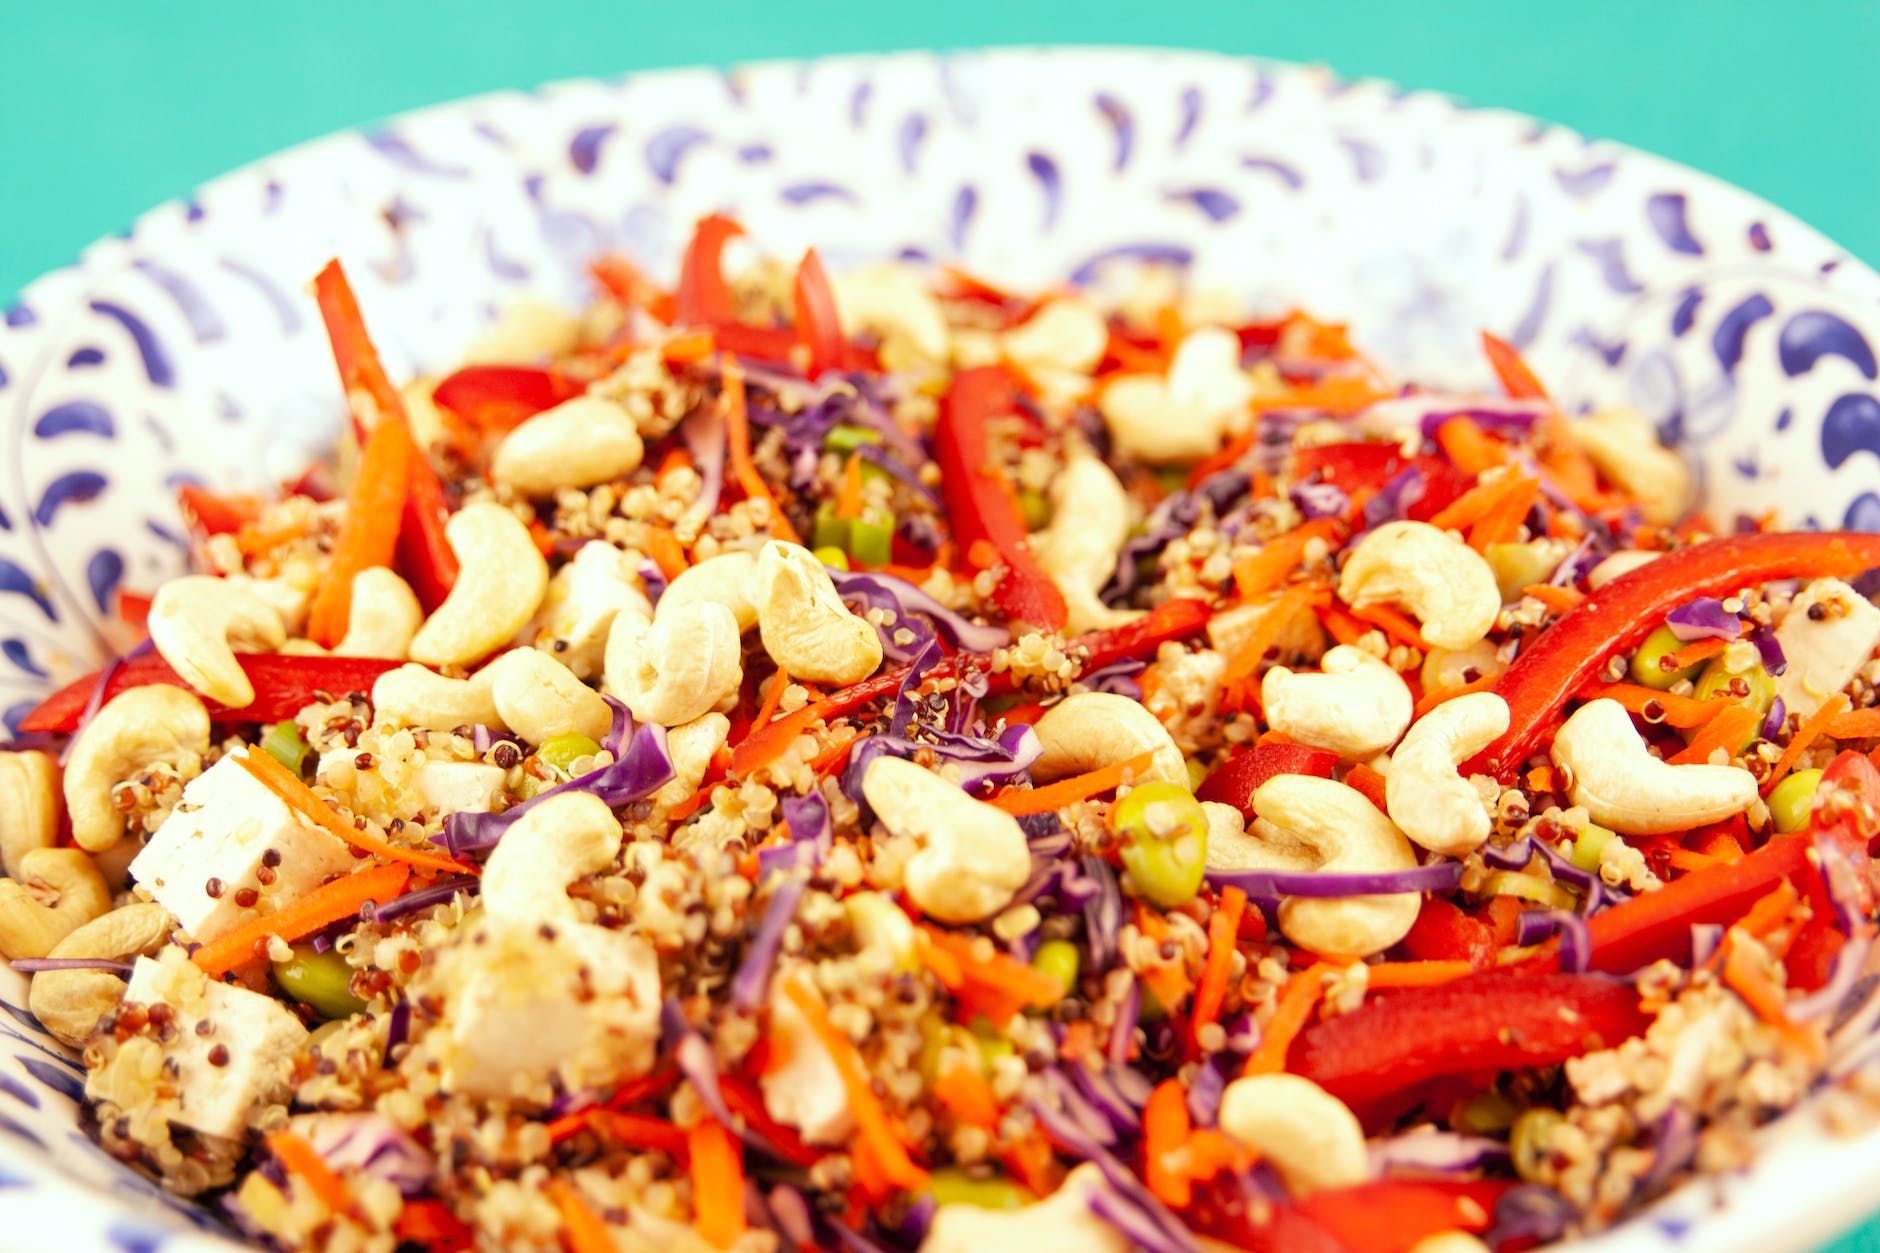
[6,218,1880,1253]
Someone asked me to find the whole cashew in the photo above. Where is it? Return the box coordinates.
[1030,692,1187,788]
[1097,327,1254,464]
[1001,298,1109,379]
[0,849,113,960]
[463,298,583,366]
[333,567,423,658]
[862,757,1030,923]
[1219,1073,1370,1194]
[408,504,549,668]
[27,902,172,1046]
[1551,698,1756,835]
[604,601,743,727]
[1571,408,1692,527]
[1386,692,1510,856]
[1586,550,1659,590]
[652,713,731,809]
[0,750,60,877]
[480,793,622,923]
[372,663,504,733]
[756,542,883,685]
[147,575,286,707]
[484,647,613,746]
[658,550,759,631]
[1263,646,1414,759]
[1030,449,1142,634]
[1248,774,1421,957]
[64,685,210,852]
[1775,577,1880,719]
[533,541,653,678]
[1338,520,1501,651]
[491,396,646,497]
[922,1165,1128,1253]
[829,264,951,365]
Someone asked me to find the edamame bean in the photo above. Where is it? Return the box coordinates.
[1032,939,1081,996]
[1112,782,1209,909]
[272,945,366,1020]
[537,733,602,774]
[1510,1108,1564,1182]
[1769,768,1824,834]
[814,546,852,571]
[1628,626,1703,691]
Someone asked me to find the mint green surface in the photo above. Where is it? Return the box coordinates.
[3,3,1880,1250]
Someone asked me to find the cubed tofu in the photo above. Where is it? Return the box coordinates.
[760,979,854,1145]
[531,541,651,678]
[129,751,358,944]
[413,761,508,816]
[438,917,660,1100]
[1775,578,1880,718]
[118,953,308,1139]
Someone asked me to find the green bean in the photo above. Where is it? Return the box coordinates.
[1629,625,1705,690]
[537,733,602,774]
[1113,782,1209,909]
[1031,940,1081,996]
[1769,768,1824,834]
[928,1167,1032,1210]
[272,945,366,1020]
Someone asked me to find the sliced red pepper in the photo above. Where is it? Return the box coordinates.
[398,452,459,613]
[1296,1179,1511,1253]
[708,320,803,365]
[590,252,677,323]
[313,259,406,440]
[1581,833,1811,974]
[1292,442,1408,496]
[1807,749,1880,917]
[717,1075,824,1169]
[674,214,744,328]
[1480,330,1550,402]
[17,653,404,734]
[115,591,154,635]
[1061,597,1212,683]
[1191,1186,1358,1253]
[1288,970,1650,1112]
[1195,741,1339,817]
[1471,532,1880,781]
[429,365,582,432]
[176,484,262,536]
[1401,897,1498,970]
[393,1199,475,1253]
[793,248,844,379]
[935,367,1067,631]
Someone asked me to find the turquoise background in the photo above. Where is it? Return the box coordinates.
[3,2,1879,1250]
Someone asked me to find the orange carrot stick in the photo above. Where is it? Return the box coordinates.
[1764,692,1852,795]
[549,1178,618,1253]
[1434,416,1509,476]
[307,414,415,646]
[235,749,471,875]
[688,1122,747,1250]
[1191,887,1248,1048]
[1824,707,1880,740]
[266,1130,355,1217]
[1244,962,1331,1076]
[988,750,1157,815]
[721,356,801,545]
[1362,959,1475,989]
[192,862,411,977]
[1580,683,1740,730]
[1230,519,1342,600]
[781,974,928,1188]
[1143,1079,1194,1209]
[1669,704,1762,766]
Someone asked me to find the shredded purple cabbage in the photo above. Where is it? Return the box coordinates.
[1360,466,1427,532]
[1203,860,1464,899]
[1291,481,1349,520]
[370,875,479,924]
[1632,1105,1699,1201]
[1763,695,1788,740]
[10,957,132,975]
[1081,656,1147,700]
[1664,597,1742,642]
[293,1112,433,1196]
[1754,629,1788,676]
[758,791,832,878]
[1105,471,1250,601]
[730,876,805,1011]
[1486,1185,1577,1249]
[1791,932,1872,1022]
[830,569,1010,659]
[1081,856,1123,970]
[1108,976,1140,1067]
[681,405,728,517]
[382,1000,411,1066]
[1414,401,1549,440]
[1369,1130,1511,1176]
[1513,909,1592,972]
[439,719,673,855]
[842,723,1040,808]
[1186,1057,1228,1126]
[1067,1062,1141,1137]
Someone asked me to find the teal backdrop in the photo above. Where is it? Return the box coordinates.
[3,3,1880,1250]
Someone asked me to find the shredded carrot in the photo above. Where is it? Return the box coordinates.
[1764,692,1852,795]
[721,355,801,545]
[267,1130,355,1216]
[1663,846,1729,874]
[1466,477,1542,551]
[1317,602,1372,647]
[1533,413,1608,512]
[307,415,415,646]
[998,1131,1060,1198]
[1525,765,1557,793]
[1190,887,1247,1048]
[781,974,928,1188]
[1480,330,1551,401]
[1662,636,1728,673]
[1143,1079,1194,1209]
[730,705,822,778]
[688,1122,747,1250]
[1223,584,1324,697]
[836,450,867,520]
[933,1059,1002,1129]
[1244,962,1331,1076]
[1580,682,1740,730]
[1669,705,1762,766]
[1344,763,1389,813]
[665,782,716,823]
[549,1109,689,1154]
[645,525,689,582]
[1425,475,1512,533]
[234,517,310,558]
[661,328,717,364]
[919,926,1064,1024]
[549,1178,618,1253]
[1434,416,1509,476]
[1741,879,1801,939]
[1521,583,1586,614]
[1058,1020,1096,1063]
[1722,929,1824,1062]
[1408,674,1496,720]
[193,862,410,977]
[751,669,793,733]
[236,749,470,875]
[656,446,695,491]
[1825,707,1880,740]
[1132,906,1195,1010]
[807,727,860,777]
[1363,959,1475,989]
[1230,518,1342,600]
[989,749,1156,815]
[1346,601,1426,650]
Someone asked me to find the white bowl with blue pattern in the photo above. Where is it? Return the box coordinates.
[2,47,1879,1253]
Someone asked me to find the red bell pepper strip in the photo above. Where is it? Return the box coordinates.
[176,484,262,536]
[590,253,677,324]
[398,452,459,613]
[935,367,1067,630]
[1806,749,1880,916]
[1295,1179,1511,1253]
[1053,597,1212,687]
[1195,741,1339,817]
[674,214,744,327]
[1400,897,1499,970]
[793,248,844,379]
[1288,970,1650,1111]
[1470,532,1880,781]
[1582,833,1812,974]
[708,321,803,365]
[429,365,582,432]
[313,259,406,440]
[1480,330,1550,402]
[18,653,405,734]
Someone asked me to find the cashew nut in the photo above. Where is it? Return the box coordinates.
[829,263,951,366]
[1551,698,1756,835]
[756,541,883,685]
[921,1164,1128,1253]
[862,757,1029,923]
[0,849,113,960]
[484,647,613,747]
[64,685,210,852]
[604,601,743,727]
[1000,298,1109,406]
[1208,594,1326,667]
[1338,520,1500,651]
[1030,692,1187,788]
[1097,327,1253,464]
[27,902,172,1045]
[1247,774,1421,957]
[463,298,583,365]
[408,504,549,668]
[333,567,423,658]
[1587,550,1659,590]
[1219,1073,1369,1194]
[657,550,759,631]
[532,541,653,678]
[1030,448,1142,634]
[490,395,646,497]
[652,713,731,809]
[1408,1236,1491,1253]
[146,575,286,707]
[0,750,60,877]
[1263,646,1413,759]
[480,793,622,923]
[1571,408,1692,526]
[1386,692,1510,856]
[372,663,503,733]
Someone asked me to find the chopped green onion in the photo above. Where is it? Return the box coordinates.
[812,505,849,553]
[260,720,311,775]
[1481,870,1578,911]
[848,511,894,568]
[1569,824,1615,874]
[824,424,881,455]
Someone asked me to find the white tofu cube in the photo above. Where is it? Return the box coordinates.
[413,761,508,816]
[120,953,308,1139]
[130,751,358,944]
[760,979,854,1145]
[1775,578,1880,718]
[438,917,660,1100]
[530,541,651,678]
